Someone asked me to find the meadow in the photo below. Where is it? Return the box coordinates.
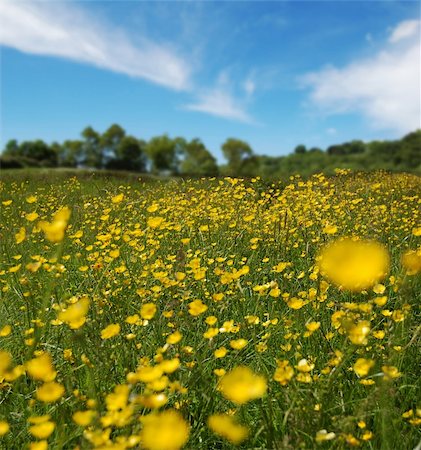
[0,170,420,450]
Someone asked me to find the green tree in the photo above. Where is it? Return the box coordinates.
[221,138,253,175]
[106,136,147,172]
[100,124,126,165]
[81,126,102,168]
[57,140,83,167]
[179,139,218,176]
[294,144,307,154]
[146,135,180,174]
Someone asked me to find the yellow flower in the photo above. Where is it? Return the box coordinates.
[229,339,248,350]
[36,381,65,403]
[347,320,371,345]
[208,414,249,445]
[38,207,71,242]
[218,366,267,405]
[29,441,48,450]
[111,193,124,203]
[412,227,421,236]
[139,409,190,450]
[0,325,12,337]
[26,211,39,222]
[29,421,55,439]
[26,195,37,203]
[296,359,314,373]
[147,217,164,229]
[214,347,228,358]
[26,353,57,382]
[160,358,180,374]
[166,331,182,345]
[188,300,208,316]
[382,365,401,380]
[58,296,90,329]
[109,248,120,259]
[315,429,336,442]
[139,393,168,409]
[353,358,375,377]
[274,360,294,386]
[401,249,421,275]
[317,238,389,292]
[15,227,26,244]
[105,384,130,411]
[287,298,307,309]
[0,421,10,436]
[72,410,96,426]
[136,366,164,383]
[141,303,157,320]
[323,224,338,234]
[101,323,121,340]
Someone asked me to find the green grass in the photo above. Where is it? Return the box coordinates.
[0,170,420,449]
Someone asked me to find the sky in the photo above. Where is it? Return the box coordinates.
[0,0,420,162]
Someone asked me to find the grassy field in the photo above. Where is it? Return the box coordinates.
[0,170,420,449]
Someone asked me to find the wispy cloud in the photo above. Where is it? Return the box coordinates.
[184,88,254,123]
[0,1,191,90]
[183,70,256,123]
[301,19,420,134]
[388,19,420,44]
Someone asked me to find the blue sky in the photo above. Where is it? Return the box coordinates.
[1,1,420,161]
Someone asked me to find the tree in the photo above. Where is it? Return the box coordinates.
[100,124,126,165]
[57,140,83,167]
[81,126,102,168]
[146,135,180,174]
[106,136,147,172]
[179,139,218,176]
[221,138,253,175]
[294,144,307,154]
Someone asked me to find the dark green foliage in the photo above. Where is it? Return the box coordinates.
[2,127,420,178]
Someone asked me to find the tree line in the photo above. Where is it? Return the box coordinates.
[1,124,420,178]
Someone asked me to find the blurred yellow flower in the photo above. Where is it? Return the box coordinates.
[274,360,294,386]
[353,358,375,377]
[36,382,65,403]
[72,410,96,426]
[111,193,124,203]
[147,217,164,229]
[38,207,71,242]
[141,303,157,320]
[139,409,190,450]
[208,414,249,445]
[29,420,55,439]
[318,238,389,292]
[401,249,421,275]
[101,323,121,340]
[26,353,57,382]
[0,421,10,436]
[15,227,26,244]
[58,296,90,329]
[218,366,267,405]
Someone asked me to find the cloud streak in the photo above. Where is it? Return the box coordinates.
[184,88,254,123]
[301,19,420,134]
[0,1,191,90]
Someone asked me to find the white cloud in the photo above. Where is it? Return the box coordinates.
[0,1,190,90]
[243,78,256,96]
[301,19,420,134]
[389,19,420,43]
[184,88,254,123]
[183,70,255,123]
